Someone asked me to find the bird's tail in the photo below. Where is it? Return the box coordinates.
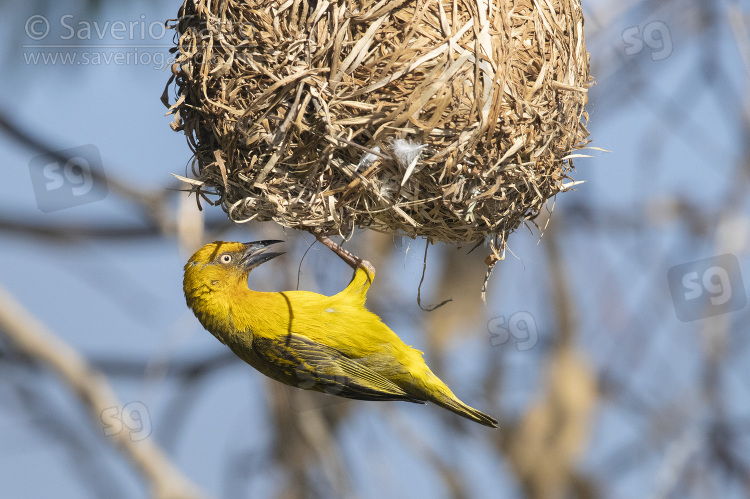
[432,393,498,428]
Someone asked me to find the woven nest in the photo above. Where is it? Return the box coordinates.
[164,0,590,261]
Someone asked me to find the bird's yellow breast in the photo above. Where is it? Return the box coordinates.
[224,269,424,370]
[186,265,429,384]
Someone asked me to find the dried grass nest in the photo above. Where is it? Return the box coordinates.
[164,0,591,264]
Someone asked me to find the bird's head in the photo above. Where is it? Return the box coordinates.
[183,240,284,298]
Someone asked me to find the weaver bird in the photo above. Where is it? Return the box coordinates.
[183,238,498,428]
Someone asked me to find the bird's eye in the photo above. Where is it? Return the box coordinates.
[219,253,232,264]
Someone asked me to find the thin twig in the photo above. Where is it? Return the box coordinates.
[417,240,452,312]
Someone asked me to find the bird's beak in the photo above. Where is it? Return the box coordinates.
[240,240,284,270]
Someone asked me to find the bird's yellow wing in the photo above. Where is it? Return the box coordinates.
[251,333,426,403]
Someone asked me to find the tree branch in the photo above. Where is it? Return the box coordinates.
[0,284,208,499]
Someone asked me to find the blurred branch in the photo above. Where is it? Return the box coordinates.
[92,351,239,378]
[0,110,174,230]
[383,408,470,499]
[502,220,598,499]
[0,213,232,241]
[268,384,355,498]
[0,215,173,241]
[0,283,208,499]
[2,333,131,497]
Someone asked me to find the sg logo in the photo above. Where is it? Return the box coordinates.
[622,21,673,61]
[289,363,348,414]
[28,144,108,212]
[668,254,747,322]
[100,401,152,442]
[487,311,538,351]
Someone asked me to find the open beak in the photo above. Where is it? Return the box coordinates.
[241,240,284,270]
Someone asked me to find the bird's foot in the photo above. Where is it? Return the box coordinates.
[315,234,376,277]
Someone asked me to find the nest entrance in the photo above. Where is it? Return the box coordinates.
[164,0,591,258]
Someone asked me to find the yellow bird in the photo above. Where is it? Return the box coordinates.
[183,240,498,428]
